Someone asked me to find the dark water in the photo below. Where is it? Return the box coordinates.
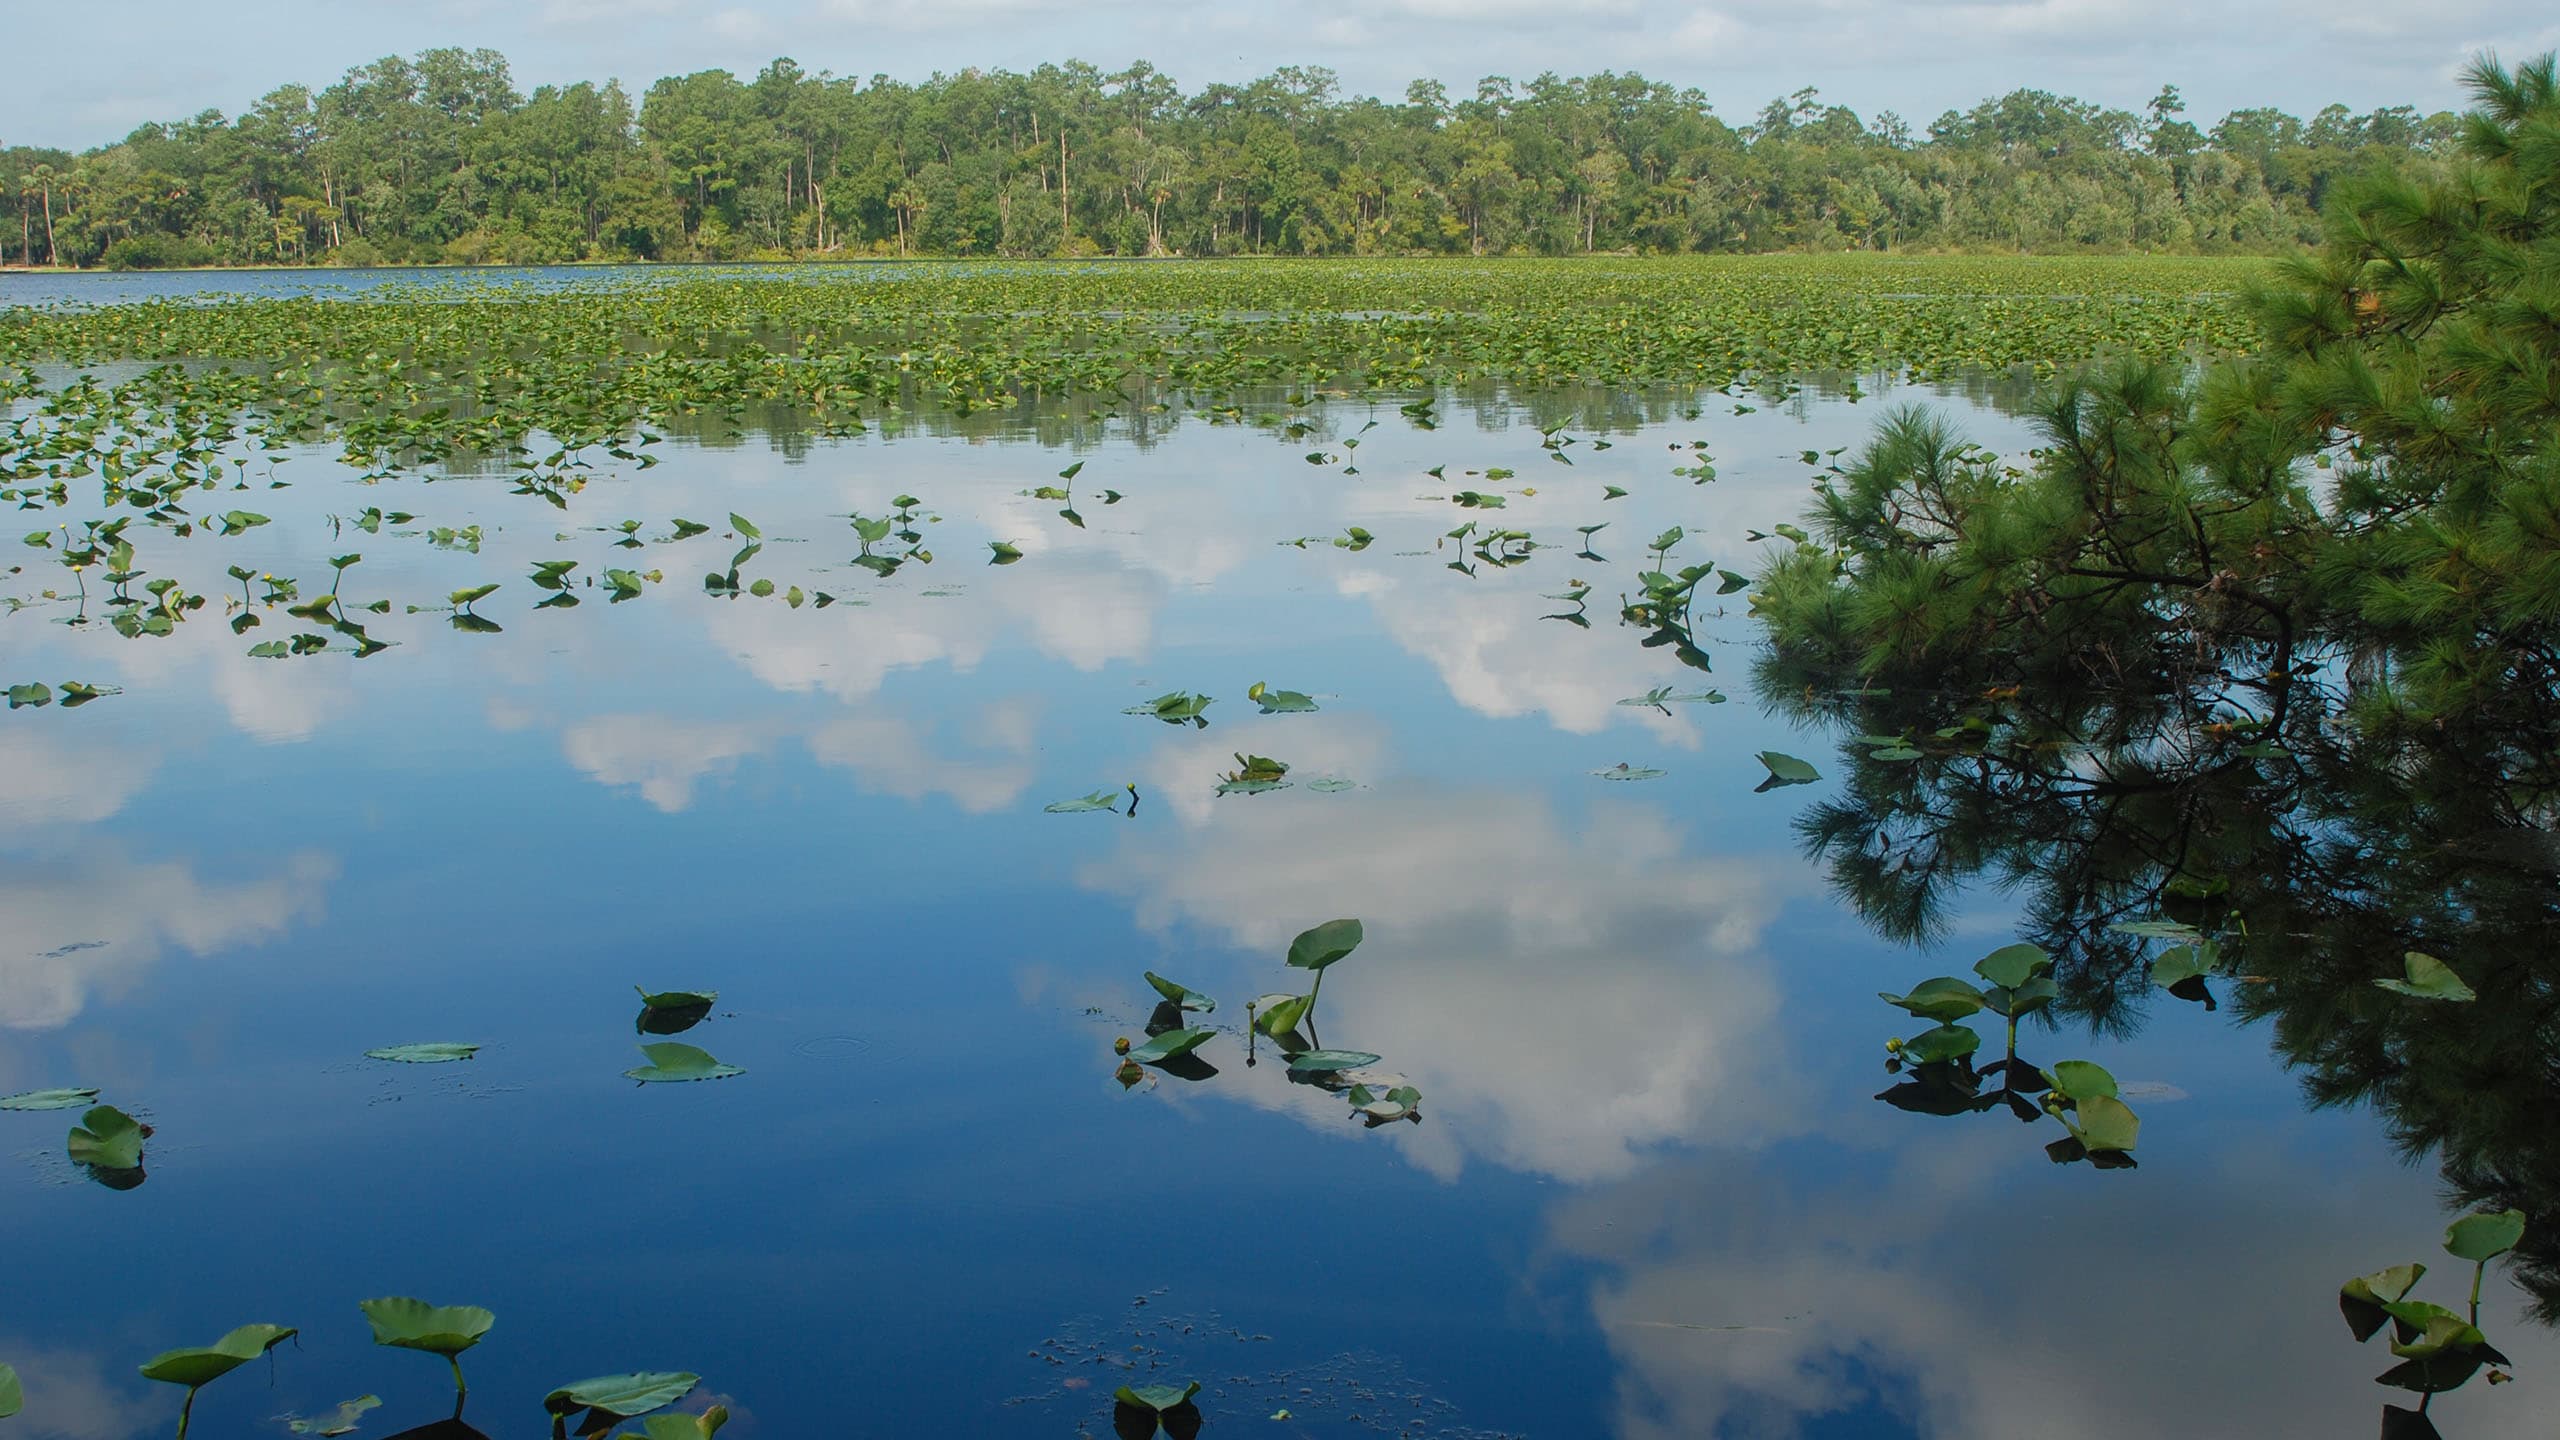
[0,373,2546,1440]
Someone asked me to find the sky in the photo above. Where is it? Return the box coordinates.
[7,0,2560,149]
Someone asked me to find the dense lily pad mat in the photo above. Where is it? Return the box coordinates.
[0,257,2255,466]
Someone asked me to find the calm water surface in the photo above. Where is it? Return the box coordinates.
[0,339,2546,1439]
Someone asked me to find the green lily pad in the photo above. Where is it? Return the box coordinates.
[1592,763,1667,780]
[1143,973,1215,1013]
[1972,943,2051,989]
[0,1087,100,1111]
[2375,951,2475,1002]
[358,1296,494,1357]
[1349,1083,1423,1121]
[2149,942,2216,987]
[1114,1381,1201,1412]
[1898,1023,1980,1065]
[1248,683,1319,713]
[1755,751,1820,786]
[2068,1094,2141,1153]
[1286,1049,1383,1073]
[286,1395,381,1436]
[0,1363,20,1420]
[616,1410,729,1440]
[2046,1061,2119,1102]
[366,1043,480,1064]
[1877,977,1985,1023]
[635,987,718,1011]
[2444,1209,2525,1263]
[1044,787,1126,813]
[1287,919,1364,971]
[1252,994,1313,1037]
[67,1105,145,1170]
[139,1324,298,1388]
[2341,1263,2427,1342]
[1982,976,2057,1019]
[544,1372,700,1421]
[2108,919,2203,941]
[1125,1028,1216,1065]
[625,1043,744,1083]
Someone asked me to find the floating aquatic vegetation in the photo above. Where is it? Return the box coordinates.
[358,1298,494,1410]
[67,1104,147,1172]
[1592,763,1666,781]
[140,1323,298,1440]
[1143,974,1216,1014]
[1125,692,1214,727]
[2376,952,2475,1002]
[1245,682,1319,714]
[1045,786,1134,814]
[624,1043,744,1083]
[1754,752,1820,789]
[285,1395,381,1436]
[2338,1210,2525,1408]
[543,1372,700,1440]
[366,1044,480,1064]
[0,1087,99,1111]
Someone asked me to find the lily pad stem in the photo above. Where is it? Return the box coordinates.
[450,1355,469,1413]
[176,1385,198,1440]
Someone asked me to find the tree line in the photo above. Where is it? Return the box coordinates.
[0,48,2462,269]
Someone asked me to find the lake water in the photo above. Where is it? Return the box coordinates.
[1,297,2549,1440]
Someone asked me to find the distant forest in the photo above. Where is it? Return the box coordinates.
[0,48,2461,269]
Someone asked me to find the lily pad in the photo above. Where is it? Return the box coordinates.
[1143,973,1216,1013]
[1972,943,2051,989]
[2375,951,2475,1002]
[1114,1382,1201,1412]
[1286,1049,1383,1073]
[1592,763,1667,780]
[635,987,718,1011]
[1349,1083,1422,1122]
[2046,1060,2119,1102]
[544,1372,700,1424]
[366,1043,480,1064]
[2444,1209,2525,1263]
[1044,787,1126,813]
[0,1087,100,1111]
[358,1296,494,1357]
[1898,1023,1980,1065]
[1877,977,1985,1023]
[1755,751,1820,787]
[2067,1094,2141,1153]
[2149,941,2216,987]
[616,1410,730,1440]
[625,1043,744,1083]
[1248,682,1319,713]
[67,1105,145,1170]
[0,1363,19,1420]
[1287,919,1364,971]
[1125,1028,1216,1065]
[139,1324,298,1388]
[2341,1264,2427,1342]
[286,1395,381,1436]
[1252,993,1313,1037]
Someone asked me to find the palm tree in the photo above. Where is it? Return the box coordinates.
[888,181,924,256]
[18,164,59,266]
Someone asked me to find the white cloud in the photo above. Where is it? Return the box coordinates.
[1086,780,1801,1180]
[561,713,776,812]
[0,847,336,1029]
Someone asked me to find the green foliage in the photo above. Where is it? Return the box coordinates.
[1758,55,2560,749]
[0,53,2456,268]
